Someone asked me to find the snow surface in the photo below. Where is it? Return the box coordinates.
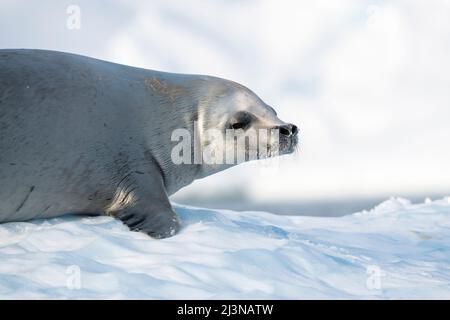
[0,197,449,299]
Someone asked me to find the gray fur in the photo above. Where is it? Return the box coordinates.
[0,49,297,238]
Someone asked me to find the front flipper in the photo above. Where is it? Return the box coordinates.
[115,203,180,238]
[107,170,180,239]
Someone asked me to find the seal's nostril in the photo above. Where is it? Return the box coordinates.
[291,125,298,135]
[278,124,297,136]
[279,126,291,136]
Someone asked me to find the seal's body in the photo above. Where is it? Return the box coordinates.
[0,49,298,238]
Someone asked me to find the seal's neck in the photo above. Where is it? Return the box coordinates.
[141,73,234,195]
[142,76,204,195]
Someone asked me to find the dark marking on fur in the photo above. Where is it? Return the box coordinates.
[15,185,35,212]
[41,205,52,214]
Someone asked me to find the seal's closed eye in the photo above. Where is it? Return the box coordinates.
[230,111,253,130]
[231,122,246,130]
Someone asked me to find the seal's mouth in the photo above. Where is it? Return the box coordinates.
[279,133,299,155]
[257,129,299,159]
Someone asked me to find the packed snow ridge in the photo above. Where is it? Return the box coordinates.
[0,197,449,299]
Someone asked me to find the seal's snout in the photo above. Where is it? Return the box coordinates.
[278,124,298,137]
[276,123,299,154]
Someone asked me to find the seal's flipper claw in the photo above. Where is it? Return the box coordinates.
[114,207,180,239]
[143,212,181,239]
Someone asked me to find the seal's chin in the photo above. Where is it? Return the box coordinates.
[279,133,299,155]
[257,134,298,159]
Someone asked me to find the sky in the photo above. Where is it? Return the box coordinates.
[1,0,450,204]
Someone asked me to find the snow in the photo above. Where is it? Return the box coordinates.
[0,197,449,299]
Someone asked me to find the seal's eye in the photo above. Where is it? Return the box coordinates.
[230,111,253,130]
[231,122,245,130]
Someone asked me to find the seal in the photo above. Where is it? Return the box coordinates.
[0,49,298,238]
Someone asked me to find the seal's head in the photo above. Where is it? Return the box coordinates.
[176,77,298,176]
[195,77,299,169]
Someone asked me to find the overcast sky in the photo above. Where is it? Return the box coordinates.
[1,0,450,202]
